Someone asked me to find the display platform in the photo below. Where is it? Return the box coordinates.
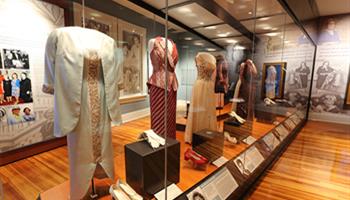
[176,103,232,131]
[39,179,112,200]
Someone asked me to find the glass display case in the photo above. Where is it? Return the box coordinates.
[0,0,318,200]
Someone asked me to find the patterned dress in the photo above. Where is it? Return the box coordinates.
[148,37,178,139]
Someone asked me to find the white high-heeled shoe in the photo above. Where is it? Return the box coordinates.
[109,183,132,200]
[224,131,237,144]
[264,98,276,105]
[117,180,143,200]
[229,111,246,124]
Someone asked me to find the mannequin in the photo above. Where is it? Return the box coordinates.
[43,27,123,200]
[148,36,178,139]
[232,59,257,121]
[185,52,217,143]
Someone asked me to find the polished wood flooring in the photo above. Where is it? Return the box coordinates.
[0,118,349,200]
[247,121,350,200]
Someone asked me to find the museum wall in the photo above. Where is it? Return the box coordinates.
[254,22,315,110]
[0,0,64,153]
[0,0,170,153]
[309,14,350,124]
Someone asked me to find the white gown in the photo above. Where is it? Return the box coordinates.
[44,27,123,200]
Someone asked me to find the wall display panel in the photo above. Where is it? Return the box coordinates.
[0,0,64,153]
[309,15,350,123]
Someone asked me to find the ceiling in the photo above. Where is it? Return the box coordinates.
[315,0,350,16]
[138,0,293,49]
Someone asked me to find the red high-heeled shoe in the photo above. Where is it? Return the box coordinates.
[184,148,208,166]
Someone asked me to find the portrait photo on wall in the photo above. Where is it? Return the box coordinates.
[83,17,111,35]
[318,18,341,45]
[343,71,350,109]
[261,62,286,99]
[2,49,30,69]
[5,103,35,125]
[288,61,311,89]
[118,19,146,97]
[315,61,343,91]
[0,69,33,106]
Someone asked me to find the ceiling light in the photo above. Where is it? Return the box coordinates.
[265,32,280,36]
[90,13,101,17]
[178,7,191,13]
[258,17,270,21]
[217,32,231,37]
[262,26,272,30]
[184,37,193,41]
[272,27,278,31]
[205,26,217,30]
[235,45,245,50]
[238,5,247,9]
[194,42,204,46]
[199,22,204,25]
[226,0,234,4]
[226,39,237,43]
[248,11,253,15]
[206,48,216,52]
[284,40,290,43]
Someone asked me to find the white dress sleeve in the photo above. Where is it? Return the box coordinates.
[42,30,58,94]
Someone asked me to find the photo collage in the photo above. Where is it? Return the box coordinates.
[0,48,35,126]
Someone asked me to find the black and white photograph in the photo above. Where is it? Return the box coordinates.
[0,69,33,106]
[311,94,342,113]
[0,107,7,126]
[2,49,30,69]
[118,19,146,98]
[234,146,265,177]
[84,17,111,35]
[315,61,344,91]
[288,61,311,89]
[262,132,280,151]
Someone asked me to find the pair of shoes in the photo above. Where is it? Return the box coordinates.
[184,148,208,167]
[264,98,276,105]
[224,131,237,144]
[138,130,165,149]
[109,180,143,200]
[229,111,246,124]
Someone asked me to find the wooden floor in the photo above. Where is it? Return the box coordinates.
[247,121,350,200]
[1,118,349,200]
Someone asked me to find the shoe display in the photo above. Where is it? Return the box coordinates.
[184,148,208,166]
[229,111,246,124]
[109,183,132,200]
[224,131,237,144]
[110,180,143,200]
[118,180,143,200]
[264,98,276,106]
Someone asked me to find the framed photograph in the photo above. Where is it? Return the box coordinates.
[73,3,117,39]
[118,19,147,103]
[344,70,350,109]
[261,62,287,99]
[2,49,30,69]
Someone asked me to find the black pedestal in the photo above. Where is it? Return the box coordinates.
[192,129,224,162]
[125,138,180,197]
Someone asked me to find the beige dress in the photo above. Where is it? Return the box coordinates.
[185,53,217,143]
